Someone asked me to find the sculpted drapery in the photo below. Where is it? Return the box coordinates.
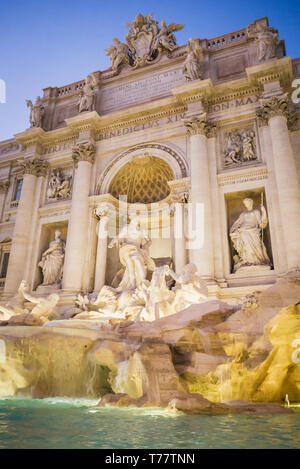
[230,198,270,272]
[38,230,65,285]
[108,215,155,292]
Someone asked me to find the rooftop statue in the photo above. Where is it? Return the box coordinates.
[78,73,97,113]
[157,20,184,52]
[182,38,204,81]
[106,13,184,73]
[248,23,279,62]
[26,96,45,128]
[105,39,131,74]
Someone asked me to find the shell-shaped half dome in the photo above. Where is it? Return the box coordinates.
[109,155,174,204]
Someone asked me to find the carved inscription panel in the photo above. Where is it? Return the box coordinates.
[100,69,185,113]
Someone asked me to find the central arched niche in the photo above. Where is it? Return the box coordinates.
[108,154,174,204]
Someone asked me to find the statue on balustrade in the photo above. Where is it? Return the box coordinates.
[248,23,279,62]
[182,38,204,81]
[105,38,130,73]
[156,20,184,52]
[108,215,156,292]
[26,96,45,128]
[78,74,97,113]
[38,230,65,286]
[230,197,271,273]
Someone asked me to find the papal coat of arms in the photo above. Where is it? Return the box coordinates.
[105,13,184,73]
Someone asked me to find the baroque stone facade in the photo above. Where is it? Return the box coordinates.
[0,14,299,304]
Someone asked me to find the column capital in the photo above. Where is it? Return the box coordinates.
[256,94,298,130]
[94,202,110,221]
[72,140,96,165]
[170,192,189,204]
[17,157,49,177]
[168,177,191,204]
[182,114,216,137]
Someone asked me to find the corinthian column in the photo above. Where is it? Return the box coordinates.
[94,204,109,292]
[183,114,215,279]
[4,158,48,294]
[257,95,300,270]
[62,141,95,291]
[168,179,190,274]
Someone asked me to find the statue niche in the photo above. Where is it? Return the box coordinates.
[38,230,65,288]
[228,195,272,273]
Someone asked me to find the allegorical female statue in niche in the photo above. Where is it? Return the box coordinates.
[38,230,65,285]
[230,197,270,273]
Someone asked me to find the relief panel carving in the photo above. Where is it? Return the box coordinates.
[222,126,259,169]
[46,169,73,202]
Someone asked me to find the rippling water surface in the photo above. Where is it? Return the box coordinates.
[0,398,299,449]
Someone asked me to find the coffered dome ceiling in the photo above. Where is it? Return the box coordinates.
[109,155,174,204]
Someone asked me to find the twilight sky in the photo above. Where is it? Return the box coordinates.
[0,0,299,142]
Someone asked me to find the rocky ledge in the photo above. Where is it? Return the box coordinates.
[0,273,299,412]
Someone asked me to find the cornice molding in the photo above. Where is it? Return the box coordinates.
[14,127,47,149]
[218,165,268,186]
[246,57,293,90]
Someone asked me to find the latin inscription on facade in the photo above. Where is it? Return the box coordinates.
[97,95,260,141]
[100,70,185,113]
[210,95,259,113]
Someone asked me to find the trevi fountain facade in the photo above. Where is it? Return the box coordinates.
[0,14,299,412]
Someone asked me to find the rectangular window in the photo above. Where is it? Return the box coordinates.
[0,252,9,278]
[13,179,23,201]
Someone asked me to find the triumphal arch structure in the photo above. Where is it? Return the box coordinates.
[0,14,300,307]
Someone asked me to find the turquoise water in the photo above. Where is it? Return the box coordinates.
[0,398,299,449]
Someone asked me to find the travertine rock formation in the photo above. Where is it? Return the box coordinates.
[0,275,299,412]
